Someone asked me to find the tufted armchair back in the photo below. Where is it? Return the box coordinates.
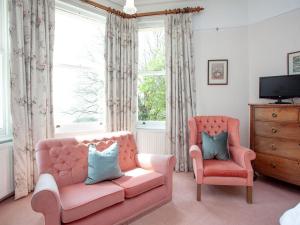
[188,116,241,148]
[35,131,137,188]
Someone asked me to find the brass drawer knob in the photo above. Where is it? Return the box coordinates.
[271,144,276,151]
[271,163,276,168]
[271,128,278,134]
[272,112,278,118]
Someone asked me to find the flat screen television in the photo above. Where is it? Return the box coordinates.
[259,75,300,104]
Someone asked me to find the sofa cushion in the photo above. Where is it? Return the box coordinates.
[112,168,165,198]
[203,160,248,178]
[85,143,123,185]
[59,182,124,223]
[201,131,230,160]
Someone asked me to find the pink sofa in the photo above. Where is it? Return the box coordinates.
[31,131,176,225]
[188,116,256,203]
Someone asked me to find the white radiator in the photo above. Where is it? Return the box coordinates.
[136,129,167,154]
[0,142,14,200]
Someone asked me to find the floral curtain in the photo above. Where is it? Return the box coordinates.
[105,13,138,132]
[9,0,55,199]
[165,13,196,172]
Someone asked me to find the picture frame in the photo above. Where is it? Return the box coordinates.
[287,51,300,75]
[207,59,228,85]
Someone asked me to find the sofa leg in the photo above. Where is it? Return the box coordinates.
[246,186,252,204]
[197,184,201,201]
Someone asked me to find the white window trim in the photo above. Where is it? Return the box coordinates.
[54,2,106,136]
[0,0,12,142]
[56,0,106,22]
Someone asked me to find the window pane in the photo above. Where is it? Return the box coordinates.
[0,54,4,130]
[138,27,166,121]
[53,8,105,128]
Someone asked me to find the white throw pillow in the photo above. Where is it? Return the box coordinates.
[280,203,300,225]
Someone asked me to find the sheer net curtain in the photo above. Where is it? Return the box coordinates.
[9,0,55,199]
[165,13,196,172]
[105,13,138,132]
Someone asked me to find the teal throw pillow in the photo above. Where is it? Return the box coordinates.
[85,143,123,185]
[201,131,230,160]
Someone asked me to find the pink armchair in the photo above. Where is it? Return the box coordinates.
[188,116,256,203]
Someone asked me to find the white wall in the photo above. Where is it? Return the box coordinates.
[191,1,250,146]
[193,27,250,146]
[248,0,300,24]
[249,8,300,103]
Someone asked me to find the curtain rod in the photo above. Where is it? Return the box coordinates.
[81,0,204,19]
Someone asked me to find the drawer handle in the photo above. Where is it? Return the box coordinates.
[272,112,278,118]
[271,163,276,168]
[271,144,276,151]
[271,128,278,134]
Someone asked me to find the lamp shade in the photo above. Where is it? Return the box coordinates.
[123,0,137,15]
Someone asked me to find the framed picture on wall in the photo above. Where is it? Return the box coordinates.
[208,59,228,85]
[287,51,300,75]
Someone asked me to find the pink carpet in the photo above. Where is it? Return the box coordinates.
[0,173,299,225]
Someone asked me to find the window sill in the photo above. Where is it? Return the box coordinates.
[0,138,12,145]
[136,121,165,130]
[55,129,104,138]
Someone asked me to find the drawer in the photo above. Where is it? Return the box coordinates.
[255,107,299,122]
[255,121,300,141]
[255,153,300,185]
[255,136,300,160]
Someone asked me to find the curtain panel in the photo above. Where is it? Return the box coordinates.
[105,13,138,132]
[9,0,55,199]
[165,13,196,172]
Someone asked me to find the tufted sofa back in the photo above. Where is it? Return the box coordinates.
[35,131,137,187]
[188,116,240,148]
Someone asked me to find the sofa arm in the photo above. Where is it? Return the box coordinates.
[136,153,176,175]
[229,146,256,170]
[31,173,61,225]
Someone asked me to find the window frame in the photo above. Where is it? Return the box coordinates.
[54,1,106,135]
[137,21,166,130]
[0,0,12,142]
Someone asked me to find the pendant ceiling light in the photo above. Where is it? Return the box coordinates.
[123,0,137,15]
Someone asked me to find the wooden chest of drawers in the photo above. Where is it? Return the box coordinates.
[249,104,300,185]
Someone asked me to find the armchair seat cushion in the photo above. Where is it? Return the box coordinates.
[112,168,165,198]
[203,160,248,178]
[59,182,124,223]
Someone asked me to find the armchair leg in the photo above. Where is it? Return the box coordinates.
[246,186,253,204]
[197,184,201,201]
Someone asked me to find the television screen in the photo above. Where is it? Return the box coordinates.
[259,75,300,100]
